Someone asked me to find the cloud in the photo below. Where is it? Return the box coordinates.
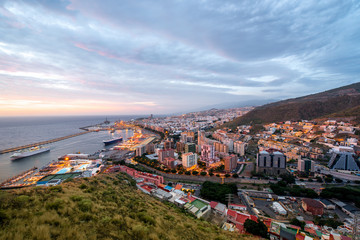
[0,0,359,115]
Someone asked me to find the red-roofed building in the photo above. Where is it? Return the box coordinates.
[302,198,324,216]
[175,184,182,190]
[228,203,247,211]
[227,210,257,233]
[118,165,164,185]
[210,201,218,209]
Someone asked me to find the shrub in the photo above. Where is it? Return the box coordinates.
[137,212,155,225]
[192,171,198,175]
[49,186,63,192]
[225,174,230,178]
[13,195,30,208]
[79,183,87,189]
[200,172,207,176]
[232,174,239,178]
[185,171,191,175]
[70,195,83,202]
[0,210,9,225]
[46,198,64,210]
[77,199,92,212]
[209,173,214,176]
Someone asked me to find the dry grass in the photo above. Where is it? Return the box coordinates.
[0,173,255,240]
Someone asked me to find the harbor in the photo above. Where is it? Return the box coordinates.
[0,124,156,188]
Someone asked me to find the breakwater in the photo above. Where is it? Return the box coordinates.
[0,131,91,154]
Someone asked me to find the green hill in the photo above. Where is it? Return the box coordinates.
[0,173,251,240]
[222,82,360,129]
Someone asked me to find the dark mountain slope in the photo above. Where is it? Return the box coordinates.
[222,82,360,128]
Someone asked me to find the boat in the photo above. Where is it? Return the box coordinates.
[103,136,123,145]
[11,146,50,160]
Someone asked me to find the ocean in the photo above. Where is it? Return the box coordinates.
[0,115,144,182]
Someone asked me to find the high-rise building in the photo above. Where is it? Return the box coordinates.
[201,144,215,161]
[214,142,229,153]
[164,157,177,169]
[185,143,196,153]
[135,145,146,157]
[181,131,195,143]
[198,130,205,146]
[163,140,172,150]
[256,150,287,175]
[176,142,185,153]
[297,159,315,175]
[182,152,198,168]
[223,138,234,152]
[146,143,155,154]
[234,141,247,156]
[224,154,238,172]
[158,149,175,164]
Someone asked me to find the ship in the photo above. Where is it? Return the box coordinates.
[11,146,51,160]
[103,136,123,145]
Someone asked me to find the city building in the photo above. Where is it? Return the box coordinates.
[164,157,177,169]
[224,154,237,172]
[198,130,206,147]
[185,143,196,153]
[163,140,172,150]
[214,142,229,153]
[146,143,155,154]
[176,142,185,153]
[328,152,360,171]
[158,149,175,164]
[297,159,315,175]
[234,141,247,156]
[301,198,324,216]
[182,152,197,168]
[201,144,215,162]
[181,131,195,143]
[256,150,287,175]
[135,145,146,157]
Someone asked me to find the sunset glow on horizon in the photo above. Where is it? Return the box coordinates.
[1,0,359,116]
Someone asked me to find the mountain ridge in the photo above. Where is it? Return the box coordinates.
[221,82,360,128]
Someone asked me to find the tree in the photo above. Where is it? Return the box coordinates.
[316,176,323,183]
[185,171,191,175]
[290,218,305,230]
[200,172,207,176]
[225,174,230,178]
[232,173,239,178]
[279,173,295,185]
[192,171,199,175]
[244,219,268,238]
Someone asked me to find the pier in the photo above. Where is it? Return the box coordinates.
[0,131,91,154]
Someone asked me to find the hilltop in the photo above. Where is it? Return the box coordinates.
[222,82,360,129]
[0,173,251,240]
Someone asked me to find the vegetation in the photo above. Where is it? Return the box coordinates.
[0,173,248,240]
[243,219,268,238]
[220,82,360,128]
[313,216,342,229]
[290,218,305,230]
[200,181,237,204]
[269,175,318,198]
[320,187,360,208]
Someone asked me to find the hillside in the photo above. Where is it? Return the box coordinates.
[0,173,250,240]
[222,82,360,128]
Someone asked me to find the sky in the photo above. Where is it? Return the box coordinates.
[0,0,359,116]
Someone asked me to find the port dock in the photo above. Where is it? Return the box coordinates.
[0,131,91,154]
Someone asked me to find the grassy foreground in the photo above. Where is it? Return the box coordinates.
[0,173,253,240]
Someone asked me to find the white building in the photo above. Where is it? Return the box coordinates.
[182,152,198,168]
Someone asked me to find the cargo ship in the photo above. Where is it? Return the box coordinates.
[11,146,50,160]
[103,137,123,145]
